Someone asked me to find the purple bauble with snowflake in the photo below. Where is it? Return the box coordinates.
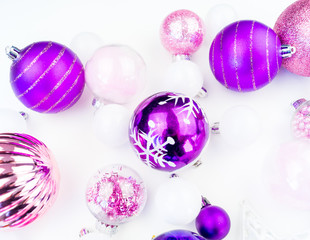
[153,229,205,240]
[210,20,282,92]
[129,92,209,172]
[7,41,85,113]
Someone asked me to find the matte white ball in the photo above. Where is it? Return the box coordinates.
[0,109,27,133]
[205,4,238,39]
[162,60,204,97]
[93,104,130,146]
[155,177,202,225]
[71,32,104,65]
[220,106,261,147]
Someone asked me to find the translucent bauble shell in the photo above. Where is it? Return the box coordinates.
[0,133,59,228]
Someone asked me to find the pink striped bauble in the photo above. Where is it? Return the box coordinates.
[9,41,85,113]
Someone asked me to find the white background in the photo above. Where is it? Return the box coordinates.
[1,0,310,239]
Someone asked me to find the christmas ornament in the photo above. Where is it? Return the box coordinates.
[6,41,85,113]
[0,133,59,228]
[195,198,231,240]
[205,3,238,40]
[291,98,310,140]
[93,104,131,146]
[155,175,201,225]
[242,201,309,240]
[85,45,146,104]
[153,229,205,240]
[70,32,104,65]
[265,140,310,210]
[210,20,295,92]
[85,164,147,226]
[160,9,204,56]
[129,92,209,172]
[274,0,310,76]
[159,10,206,97]
[212,105,261,147]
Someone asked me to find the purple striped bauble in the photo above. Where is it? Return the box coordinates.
[9,41,85,113]
[209,20,282,92]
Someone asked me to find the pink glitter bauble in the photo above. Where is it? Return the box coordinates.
[0,133,59,228]
[291,99,310,140]
[274,0,310,76]
[86,164,147,225]
[160,9,205,56]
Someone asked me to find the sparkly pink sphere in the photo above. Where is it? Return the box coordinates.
[160,9,205,56]
[85,45,146,104]
[292,99,310,140]
[0,133,59,228]
[274,0,310,76]
[86,164,147,225]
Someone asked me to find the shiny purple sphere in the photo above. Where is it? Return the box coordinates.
[153,229,205,240]
[9,41,85,113]
[129,92,209,172]
[195,205,231,240]
[210,20,282,92]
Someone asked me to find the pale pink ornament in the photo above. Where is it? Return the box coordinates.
[85,45,146,104]
[160,9,205,56]
[264,140,310,210]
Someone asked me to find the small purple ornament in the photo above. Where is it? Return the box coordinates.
[7,41,85,113]
[210,20,282,92]
[129,92,209,172]
[195,202,231,240]
[153,229,205,240]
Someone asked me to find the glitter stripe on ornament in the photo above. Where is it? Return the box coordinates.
[17,47,66,98]
[12,42,53,83]
[30,55,77,110]
[44,68,83,113]
[211,41,215,73]
[233,21,242,92]
[266,27,271,82]
[220,30,228,88]
[249,21,256,90]
[11,43,35,68]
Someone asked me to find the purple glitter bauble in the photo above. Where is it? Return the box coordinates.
[210,20,282,92]
[153,229,205,240]
[129,92,209,172]
[9,41,85,113]
[195,205,231,240]
[0,133,59,228]
[274,0,310,76]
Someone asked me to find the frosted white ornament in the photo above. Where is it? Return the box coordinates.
[71,32,104,65]
[0,109,27,133]
[161,60,204,97]
[155,176,201,225]
[215,106,261,147]
[205,4,238,39]
[93,104,130,146]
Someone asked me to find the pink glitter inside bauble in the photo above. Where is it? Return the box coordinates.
[160,9,205,56]
[86,164,147,225]
[274,0,310,76]
[292,99,310,140]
